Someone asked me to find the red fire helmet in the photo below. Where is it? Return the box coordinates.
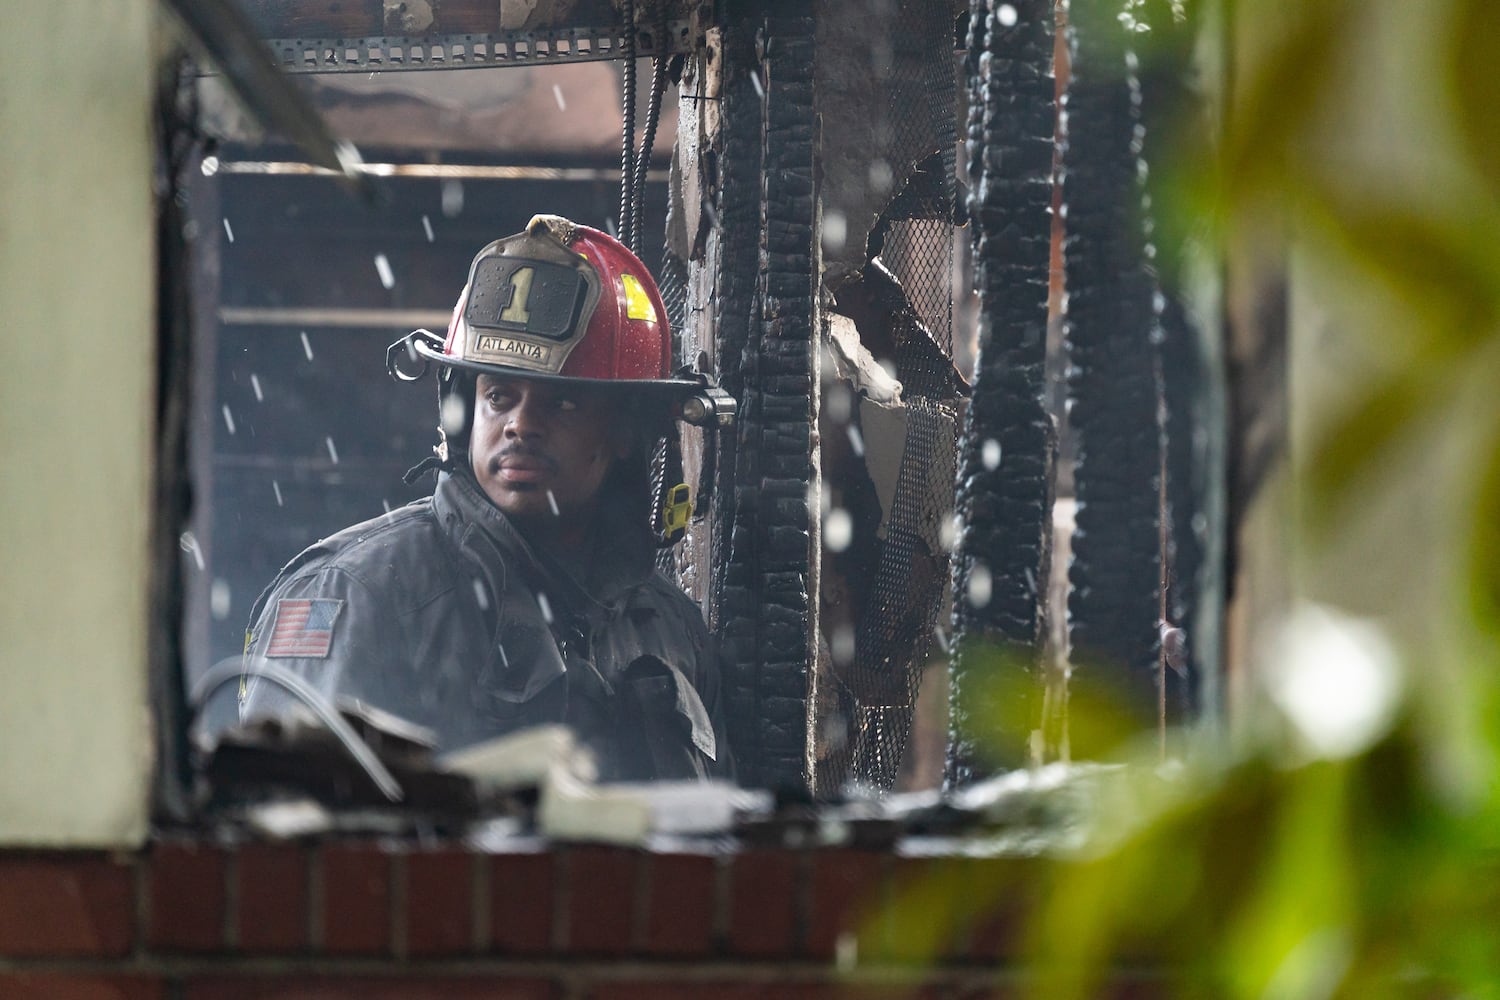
[415,215,695,395]
[392,214,734,432]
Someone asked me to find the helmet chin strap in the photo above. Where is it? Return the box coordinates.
[403,365,473,485]
[401,451,454,486]
[652,428,690,548]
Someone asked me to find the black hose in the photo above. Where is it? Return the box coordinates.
[619,0,638,248]
[630,6,671,256]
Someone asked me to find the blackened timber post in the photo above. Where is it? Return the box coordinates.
[712,4,819,794]
[1136,0,1220,730]
[947,0,1061,784]
[1061,0,1168,735]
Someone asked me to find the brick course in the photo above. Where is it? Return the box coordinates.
[235,843,308,953]
[0,854,134,958]
[147,841,227,953]
[0,842,1051,999]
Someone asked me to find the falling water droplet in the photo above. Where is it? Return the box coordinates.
[749,69,765,100]
[222,218,235,243]
[375,253,395,290]
[325,436,339,464]
[537,592,554,624]
[497,642,510,667]
[997,4,1018,26]
[272,480,283,507]
[824,508,853,552]
[700,196,721,232]
[846,424,865,457]
[421,214,434,242]
[824,384,852,424]
[300,331,314,361]
[831,624,855,665]
[441,394,466,435]
[441,179,464,218]
[835,932,858,972]
[250,374,264,402]
[472,578,490,610]
[200,155,220,176]
[211,578,232,620]
[967,563,993,608]
[546,490,560,516]
[222,405,237,435]
[552,83,567,111]
[604,216,618,238]
[180,531,205,571]
[939,511,960,553]
[822,212,847,253]
[982,438,1002,470]
[934,627,950,652]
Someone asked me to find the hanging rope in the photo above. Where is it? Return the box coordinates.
[618,0,638,249]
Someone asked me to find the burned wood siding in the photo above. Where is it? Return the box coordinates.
[714,8,818,793]
[948,0,1059,781]
[1137,0,1213,724]
[1062,0,1165,720]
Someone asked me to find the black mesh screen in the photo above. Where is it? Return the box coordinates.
[820,0,960,792]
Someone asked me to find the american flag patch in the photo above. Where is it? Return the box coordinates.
[264,598,344,658]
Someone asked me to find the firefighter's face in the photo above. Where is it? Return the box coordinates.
[469,374,628,526]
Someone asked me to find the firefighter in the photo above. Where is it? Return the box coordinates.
[232,215,731,782]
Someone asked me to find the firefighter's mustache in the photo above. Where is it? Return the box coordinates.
[489,445,557,474]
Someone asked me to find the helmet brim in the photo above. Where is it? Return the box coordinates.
[412,337,708,404]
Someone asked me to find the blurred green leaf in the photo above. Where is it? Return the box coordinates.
[874,857,1044,968]
[1305,371,1429,529]
[1450,0,1500,204]
[1303,194,1500,348]
[1054,666,1158,760]
[1220,763,1352,1000]
[951,644,1040,768]
[1219,0,1352,200]
[956,645,1158,766]
[1465,424,1500,643]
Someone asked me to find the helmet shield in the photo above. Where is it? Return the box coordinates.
[453,227,603,376]
[402,215,732,436]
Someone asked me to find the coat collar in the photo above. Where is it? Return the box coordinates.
[431,469,655,616]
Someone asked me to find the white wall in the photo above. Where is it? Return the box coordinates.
[0,2,155,845]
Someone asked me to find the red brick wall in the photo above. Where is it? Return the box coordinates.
[0,841,1090,999]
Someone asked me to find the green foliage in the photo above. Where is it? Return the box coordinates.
[867,0,1500,994]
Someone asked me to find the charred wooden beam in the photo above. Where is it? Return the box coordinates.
[1061,0,1165,731]
[712,7,818,794]
[947,0,1059,782]
[1136,0,1214,725]
[231,0,696,73]
[238,0,621,39]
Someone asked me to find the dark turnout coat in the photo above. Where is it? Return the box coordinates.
[235,470,729,782]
